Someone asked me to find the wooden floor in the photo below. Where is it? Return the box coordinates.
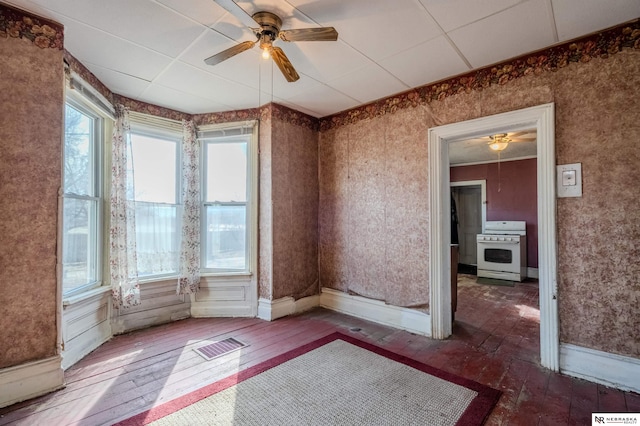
[1,275,638,425]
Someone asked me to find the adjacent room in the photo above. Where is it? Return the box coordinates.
[1,0,639,424]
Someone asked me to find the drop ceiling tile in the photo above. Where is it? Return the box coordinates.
[420,0,523,32]
[269,40,371,84]
[84,63,150,99]
[379,36,470,88]
[139,83,232,114]
[275,100,323,118]
[551,0,640,41]
[154,62,261,110]
[287,0,442,61]
[328,64,408,104]
[62,20,172,82]
[284,83,360,117]
[448,0,556,68]
[236,0,313,28]
[180,30,269,89]
[156,0,228,28]
[37,0,205,57]
[258,67,323,101]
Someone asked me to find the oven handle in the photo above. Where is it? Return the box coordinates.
[477,240,520,244]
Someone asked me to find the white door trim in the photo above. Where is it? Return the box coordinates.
[428,103,559,371]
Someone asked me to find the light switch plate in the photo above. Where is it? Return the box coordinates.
[557,163,582,197]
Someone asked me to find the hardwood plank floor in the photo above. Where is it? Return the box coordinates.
[1,275,637,425]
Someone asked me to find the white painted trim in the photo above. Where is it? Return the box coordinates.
[0,356,64,408]
[451,179,487,233]
[560,344,640,393]
[527,267,539,279]
[191,304,255,318]
[257,295,320,321]
[320,288,431,336]
[450,155,537,168]
[428,103,559,370]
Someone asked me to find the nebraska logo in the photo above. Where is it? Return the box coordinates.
[594,417,605,424]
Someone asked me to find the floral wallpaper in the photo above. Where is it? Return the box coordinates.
[318,48,640,358]
[0,3,62,50]
[319,19,640,131]
[0,3,63,368]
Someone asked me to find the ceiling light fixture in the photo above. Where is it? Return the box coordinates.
[259,33,273,60]
[488,133,510,151]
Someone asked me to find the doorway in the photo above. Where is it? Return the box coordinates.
[428,103,559,371]
[451,181,486,273]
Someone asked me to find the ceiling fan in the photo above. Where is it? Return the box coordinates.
[205,0,339,82]
[487,131,536,152]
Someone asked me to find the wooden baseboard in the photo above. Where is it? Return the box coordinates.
[320,288,431,336]
[560,343,640,393]
[257,295,320,321]
[0,356,64,408]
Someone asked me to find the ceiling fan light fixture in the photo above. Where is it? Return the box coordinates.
[488,133,510,151]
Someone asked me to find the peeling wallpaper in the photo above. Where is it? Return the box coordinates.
[318,50,640,358]
[319,108,430,308]
[0,9,63,368]
[259,115,319,300]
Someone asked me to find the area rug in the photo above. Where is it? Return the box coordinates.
[116,332,500,426]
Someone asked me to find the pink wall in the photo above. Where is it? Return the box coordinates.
[451,158,538,268]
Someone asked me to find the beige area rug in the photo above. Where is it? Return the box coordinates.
[116,332,500,426]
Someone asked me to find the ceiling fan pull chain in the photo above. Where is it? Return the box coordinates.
[498,151,502,193]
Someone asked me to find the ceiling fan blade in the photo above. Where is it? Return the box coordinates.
[279,27,338,42]
[509,131,532,138]
[204,40,255,66]
[511,137,537,142]
[270,47,300,82]
[214,0,260,28]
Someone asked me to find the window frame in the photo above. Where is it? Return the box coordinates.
[61,94,105,297]
[199,122,258,276]
[128,121,183,281]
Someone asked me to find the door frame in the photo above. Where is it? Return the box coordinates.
[450,179,487,234]
[428,103,559,371]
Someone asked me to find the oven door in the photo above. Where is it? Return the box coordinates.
[476,239,520,273]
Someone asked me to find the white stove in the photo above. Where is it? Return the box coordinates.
[476,221,527,281]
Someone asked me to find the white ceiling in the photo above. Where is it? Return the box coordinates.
[449,130,537,165]
[6,0,640,118]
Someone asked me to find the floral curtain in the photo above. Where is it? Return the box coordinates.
[177,119,201,294]
[109,104,140,308]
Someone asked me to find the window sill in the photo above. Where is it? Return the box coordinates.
[138,274,179,285]
[62,285,111,307]
[200,272,253,279]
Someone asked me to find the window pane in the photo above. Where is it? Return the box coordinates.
[130,134,177,204]
[62,197,98,292]
[206,142,247,202]
[204,205,246,270]
[64,104,94,196]
[135,202,179,276]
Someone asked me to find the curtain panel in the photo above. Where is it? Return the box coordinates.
[177,119,201,294]
[109,104,141,308]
